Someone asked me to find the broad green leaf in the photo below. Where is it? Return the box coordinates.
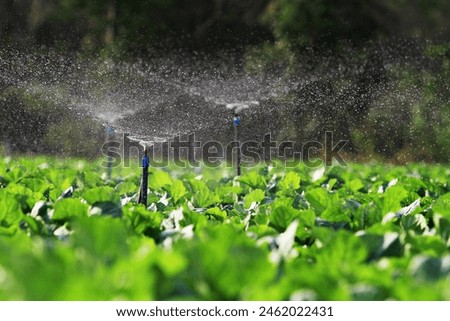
[83,186,117,204]
[278,172,300,191]
[78,170,104,188]
[348,179,364,192]
[270,204,300,231]
[270,204,314,236]
[2,165,27,184]
[239,171,266,189]
[89,201,122,218]
[52,198,89,221]
[123,204,163,236]
[305,188,347,222]
[149,171,172,191]
[175,225,276,300]
[353,202,383,228]
[0,189,23,234]
[5,184,43,212]
[305,188,329,213]
[20,215,43,234]
[407,234,448,257]
[189,180,220,208]
[295,209,315,240]
[169,180,186,203]
[247,224,278,238]
[45,169,76,190]
[49,187,63,202]
[115,181,138,196]
[254,205,270,225]
[205,207,227,221]
[316,230,368,267]
[244,189,265,209]
[20,178,53,194]
[71,216,129,262]
[180,207,208,230]
[215,185,242,204]
[433,193,450,217]
[327,178,338,190]
[381,185,409,214]
[298,209,316,227]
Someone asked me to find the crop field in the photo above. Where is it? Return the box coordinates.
[0,157,449,300]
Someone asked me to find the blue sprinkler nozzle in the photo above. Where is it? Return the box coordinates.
[233,115,240,126]
[107,126,114,136]
[142,153,149,168]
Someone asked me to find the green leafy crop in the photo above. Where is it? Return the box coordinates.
[0,157,449,300]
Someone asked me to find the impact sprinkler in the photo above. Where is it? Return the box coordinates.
[226,101,258,176]
[138,146,150,206]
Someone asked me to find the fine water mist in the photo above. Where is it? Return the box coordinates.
[1,40,448,162]
[1,48,289,144]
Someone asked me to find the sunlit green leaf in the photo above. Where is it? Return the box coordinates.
[52,198,88,221]
[382,185,409,214]
[205,207,227,221]
[83,186,117,204]
[0,189,23,235]
[239,171,266,189]
[169,180,186,203]
[278,171,300,195]
[149,170,172,191]
[433,193,450,217]
[244,189,265,209]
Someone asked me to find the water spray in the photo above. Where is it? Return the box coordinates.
[138,146,150,206]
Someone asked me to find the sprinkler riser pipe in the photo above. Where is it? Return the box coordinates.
[106,127,115,181]
[138,148,150,206]
[234,113,241,176]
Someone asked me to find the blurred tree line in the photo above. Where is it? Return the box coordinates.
[0,0,449,162]
[0,0,273,53]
